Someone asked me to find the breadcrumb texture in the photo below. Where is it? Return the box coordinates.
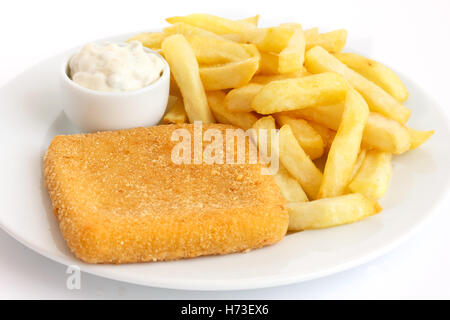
[44,124,288,264]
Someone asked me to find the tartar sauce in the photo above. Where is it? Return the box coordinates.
[69,41,165,92]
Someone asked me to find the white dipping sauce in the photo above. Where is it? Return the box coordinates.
[69,41,165,92]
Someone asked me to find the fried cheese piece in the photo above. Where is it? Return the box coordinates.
[44,124,288,264]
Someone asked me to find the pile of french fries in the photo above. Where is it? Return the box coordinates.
[128,14,434,231]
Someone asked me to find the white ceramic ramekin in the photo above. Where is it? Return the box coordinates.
[60,45,170,132]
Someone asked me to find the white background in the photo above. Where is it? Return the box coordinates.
[1,0,449,299]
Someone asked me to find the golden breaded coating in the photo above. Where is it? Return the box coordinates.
[44,124,288,264]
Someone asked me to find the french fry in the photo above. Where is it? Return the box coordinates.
[407,128,435,150]
[252,72,348,114]
[240,15,260,26]
[165,29,258,67]
[305,29,347,53]
[308,121,336,151]
[275,114,324,160]
[285,105,411,154]
[248,116,275,171]
[242,43,260,55]
[334,52,409,102]
[220,32,265,43]
[164,22,225,40]
[278,125,323,199]
[255,26,305,74]
[251,69,309,84]
[278,25,305,73]
[282,103,343,130]
[211,16,260,40]
[242,44,261,71]
[169,74,181,97]
[200,56,260,90]
[221,24,300,51]
[287,193,380,230]
[225,83,264,112]
[348,150,392,199]
[206,91,259,130]
[304,27,319,40]
[166,14,258,36]
[259,51,280,74]
[251,115,277,151]
[162,35,214,123]
[222,24,299,51]
[363,113,411,153]
[187,35,251,65]
[127,32,166,50]
[250,116,278,170]
[163,96,188,124]
[313,154,328,173]
[305,46,411,124]
[220,33,246,42]
[350,149,368,181]
[251,116,309,202]
[317,89,369,198]
[256,25,298,53]
[162,94,178,119]
[275,165,309,202]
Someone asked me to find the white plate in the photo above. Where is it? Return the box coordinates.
[0,32,449,291]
